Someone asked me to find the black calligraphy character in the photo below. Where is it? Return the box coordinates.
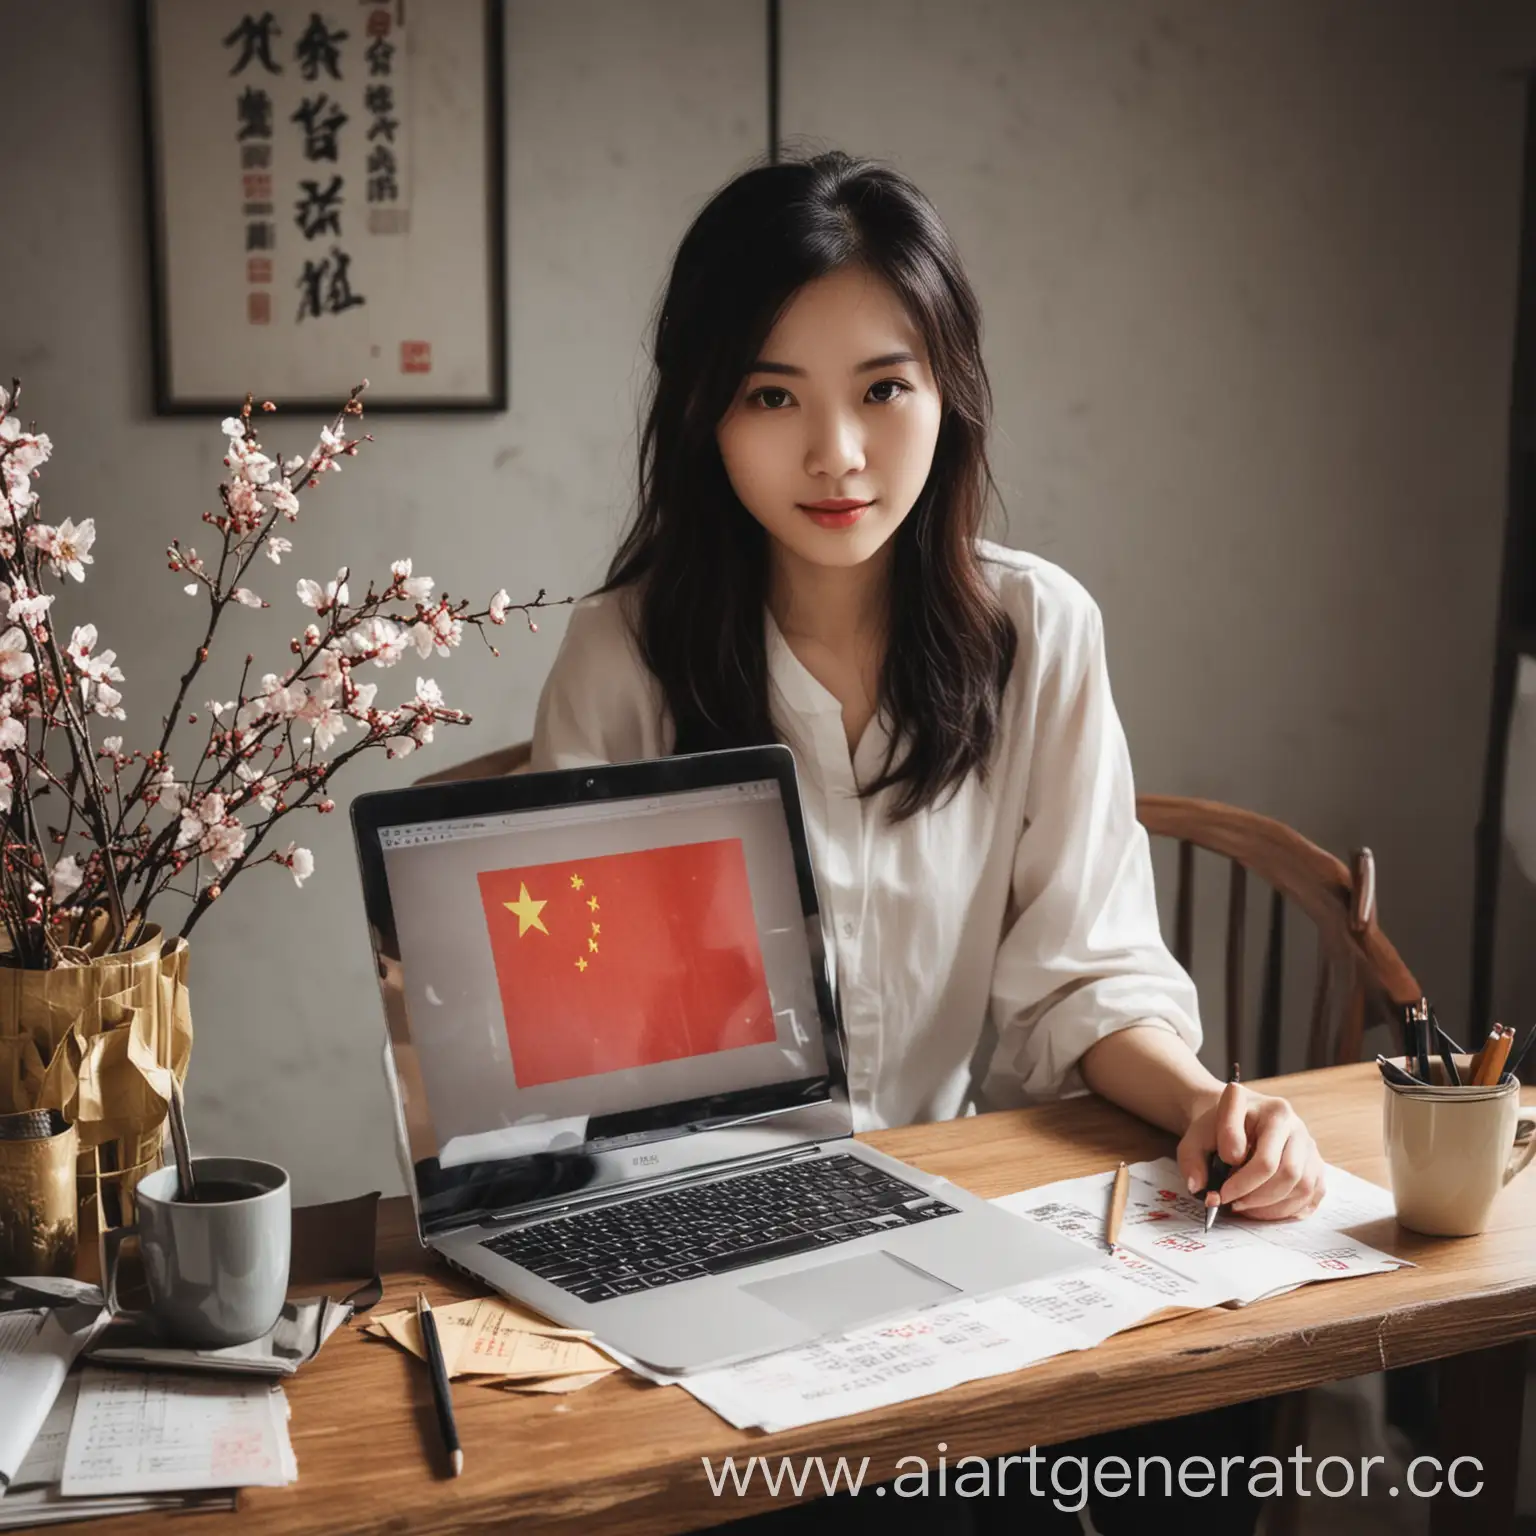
[294,176,344,239]
[294,13,348,81]
[363,84,394,116]
[223,12,282,75]
[365,37,394,76]
[365,143,397,202]
[296,246,366,321]
[246,221,275,252]
[366,114,398,144]
[291,95,348,161]
[236,87,273,141]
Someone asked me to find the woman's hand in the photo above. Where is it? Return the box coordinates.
[1175,1079,1326,1221]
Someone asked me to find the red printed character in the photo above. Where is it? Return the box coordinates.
[247,291,272,325]
[400,340,432,374]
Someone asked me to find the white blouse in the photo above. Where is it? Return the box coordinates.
[529,542,1201,1132]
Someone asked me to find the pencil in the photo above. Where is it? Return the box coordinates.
[1477,1027,1514,1088]
[417,1292,463,1477]
[1204,1063,1243,1233]
[1105,1161,1130,1251]
[1467,1027,1501,1085]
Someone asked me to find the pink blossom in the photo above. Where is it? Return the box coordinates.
[300,686,348,751]
[0,626,34,681]
[346,615,407,667]
[489,589,511,624]
[236,762,279,811]
[414,678,444,710]
[176,792,228,851]
[271,485,300,519]
[0,715,24,752]
[201,819,247,872]
[0,760,11,814]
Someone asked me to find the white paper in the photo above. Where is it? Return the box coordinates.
[7,1376,78,1492]
[60,1369,296,1496]
[0,1306,102,1489]
[660,1160,1407,1432]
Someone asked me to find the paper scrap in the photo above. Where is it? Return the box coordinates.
[0,1304,103,1489]
[59,1367,296,1496]
[366,1295,613,1382]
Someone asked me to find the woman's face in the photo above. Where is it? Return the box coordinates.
[716,266,943,574]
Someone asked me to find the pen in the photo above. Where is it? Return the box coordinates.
[417,1292,463,1477]
[1506,1023,1534,1083]
[1376,1054,1422,1088]
[1203,1062,1243,1234]
[1105,1161,1130,1252]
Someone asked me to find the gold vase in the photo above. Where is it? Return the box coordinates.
[0,1108,78,1275]
[0,924,193,1230]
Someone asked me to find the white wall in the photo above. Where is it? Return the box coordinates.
[0,0,1527,1199]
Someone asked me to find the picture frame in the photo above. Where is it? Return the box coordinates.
[138,0,507,414]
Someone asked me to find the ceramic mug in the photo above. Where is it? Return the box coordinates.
[103,1155,291,1347]
[1382,1058,1536,1236]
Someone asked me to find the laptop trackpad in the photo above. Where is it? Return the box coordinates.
[743,1250,958,1334]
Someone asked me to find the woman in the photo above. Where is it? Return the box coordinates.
[531,151,1321,1529]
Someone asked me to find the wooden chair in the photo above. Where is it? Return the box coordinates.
[1136,795,1424,1074]
[413,739,531,786]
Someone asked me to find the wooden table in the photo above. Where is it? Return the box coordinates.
[52,1064,1536,1535]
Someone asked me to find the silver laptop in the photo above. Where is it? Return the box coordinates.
[350,745,1085,1373]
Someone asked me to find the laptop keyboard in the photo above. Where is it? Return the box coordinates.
[482,1152,960,1304]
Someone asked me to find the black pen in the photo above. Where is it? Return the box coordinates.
[417,1292,463,1477]
[1203,1062,1243,1233]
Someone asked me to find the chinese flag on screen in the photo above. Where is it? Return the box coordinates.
[477,840,776,1087]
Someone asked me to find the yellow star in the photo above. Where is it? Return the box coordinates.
[587,895,600,913]
[575,956,587,972]
[570,873,584,890]
[590,921,601,937]
[588,938,599,954]
[503,882,548,937]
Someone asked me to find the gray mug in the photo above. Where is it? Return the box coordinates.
[103,1156,291,1347]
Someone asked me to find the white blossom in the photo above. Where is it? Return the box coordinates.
[391,559,434,603]
[271,485,299,518]
[296,578,324,609]
[184,583,200,596]
[50,855,83,903]
[489,589,511,624]
[265,536,292,563]
[7,589,53,627]
[0,715,24,752]
[201,819,247,872]
[100,736,123,755]
[232,587,264,608]
[0,759,11,814]
[282,842,315,887]
[148,765,187,812]
[221,416,245,440]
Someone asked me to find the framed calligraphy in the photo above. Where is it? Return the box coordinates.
[138,0,507,413]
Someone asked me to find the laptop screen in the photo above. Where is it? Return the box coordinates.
[355,751,846,1231]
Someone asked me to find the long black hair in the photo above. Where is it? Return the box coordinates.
[603,150,1015,819]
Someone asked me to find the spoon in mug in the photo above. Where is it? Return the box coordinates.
[167,1078,197,1201]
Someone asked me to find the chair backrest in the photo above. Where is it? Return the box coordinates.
[1136,795,1422,1074]
[412,739,532,786]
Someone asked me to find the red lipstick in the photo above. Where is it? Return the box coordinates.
[798,498,872,529]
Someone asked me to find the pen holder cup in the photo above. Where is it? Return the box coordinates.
[0,1108,78,1276]
[1382,1057,1536,1236]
